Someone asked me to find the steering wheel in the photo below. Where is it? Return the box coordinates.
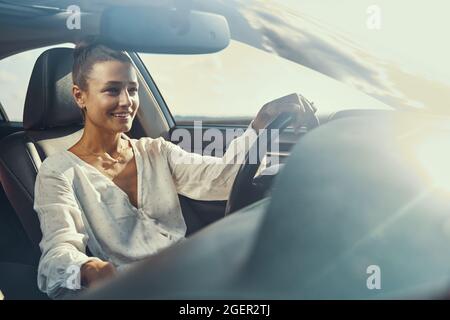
[225,113,294,215]
[224,112,319,215]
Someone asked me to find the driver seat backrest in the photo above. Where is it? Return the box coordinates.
[0,48,84,264]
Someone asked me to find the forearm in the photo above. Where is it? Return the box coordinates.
[168,125,258,200]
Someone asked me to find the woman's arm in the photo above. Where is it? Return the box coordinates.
[162,125,258,201]
[161,93,317,201]
[34,163,113,298]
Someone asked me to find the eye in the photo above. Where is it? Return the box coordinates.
[128,87,138,95]
[105,87,120,95]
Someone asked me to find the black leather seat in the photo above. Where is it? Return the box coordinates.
[0,47,84,264]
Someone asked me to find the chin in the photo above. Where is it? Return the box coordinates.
[109,124,132,134]
[121,125,132,133]
[106,119,134,134]
[100,123,131,135]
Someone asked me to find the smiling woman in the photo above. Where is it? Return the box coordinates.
[30,40,315,299]
[70,41,139,133]
[32,42,254,298]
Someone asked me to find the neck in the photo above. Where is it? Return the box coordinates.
[78,121,124,155]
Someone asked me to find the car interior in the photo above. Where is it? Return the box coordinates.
[2,1,450,300]
[0,3,298,298]
[0,45,245,299]
[0,0,235,298]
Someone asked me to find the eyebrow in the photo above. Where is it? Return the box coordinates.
[103,81,139,86]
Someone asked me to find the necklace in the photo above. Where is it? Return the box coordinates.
[78,140,129,164]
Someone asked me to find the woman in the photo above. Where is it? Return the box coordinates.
[34,42,318,299]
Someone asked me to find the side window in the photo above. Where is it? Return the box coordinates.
[0,44,73,122]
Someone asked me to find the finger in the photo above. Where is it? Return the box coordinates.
[285,101,305,130]
[296,96,307,114]
[274,102,304,115]
[298,94,316,114]
[299,95,314,114]
[269,93,297,107]
[298,97,314,129]
[292,98,307,123]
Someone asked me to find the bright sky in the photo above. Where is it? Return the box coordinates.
[142,40,390,118]
[280,0,450,85]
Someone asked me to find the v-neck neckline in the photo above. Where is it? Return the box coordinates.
[65,138,142,211]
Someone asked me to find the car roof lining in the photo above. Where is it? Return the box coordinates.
[0,1,127,59]
[0,3,87,59]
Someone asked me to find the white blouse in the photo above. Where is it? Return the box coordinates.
[34,127,257,299]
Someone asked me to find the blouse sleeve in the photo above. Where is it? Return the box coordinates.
[161,125,258,201]
[34,163,101,299]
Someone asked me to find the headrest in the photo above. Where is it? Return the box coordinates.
[23,47,83,130]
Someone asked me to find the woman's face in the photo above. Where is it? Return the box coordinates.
[74,60,139,134]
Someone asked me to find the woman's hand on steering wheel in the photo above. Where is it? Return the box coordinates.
[225,93,319,215]
[251,93,319,133]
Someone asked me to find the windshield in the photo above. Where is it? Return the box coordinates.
[140,0,450,121]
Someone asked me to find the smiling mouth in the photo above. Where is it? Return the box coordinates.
[111,112,131,119]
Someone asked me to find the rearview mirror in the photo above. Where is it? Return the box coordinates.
[100,6,230,54]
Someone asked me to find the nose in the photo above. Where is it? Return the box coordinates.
[119,89,133,107]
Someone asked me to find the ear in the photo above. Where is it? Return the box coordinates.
[72,84,86,110]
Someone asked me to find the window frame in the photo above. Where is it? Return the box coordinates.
[129,52,176,128]
[0,102,7,122]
